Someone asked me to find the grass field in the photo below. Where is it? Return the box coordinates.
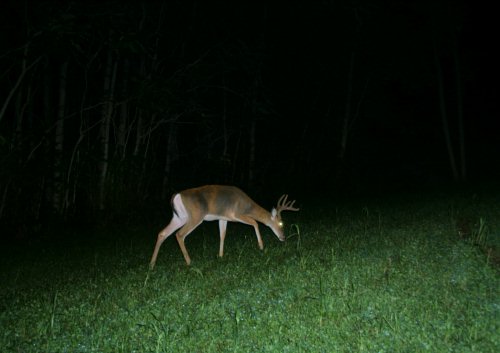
[1,191,499,352]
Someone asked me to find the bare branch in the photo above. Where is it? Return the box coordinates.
[0,56,42,124]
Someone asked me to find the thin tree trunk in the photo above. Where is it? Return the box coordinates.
[248,120,256,187]
[117,59,130,161]
[338,52,371,182]
[232,129,242,183]
[137,113,156,198]
[12,46,34,149]
[222,80,229,159]
[133,109,143,157]
[221,83,231,182]
[434,43,459,181]
[42,59,52,211]
[98,48,118,211]
[339,51,355,164]
[161,122,177,199]
[453,43,466,181]
[52,61,68,213]
[0,179,11,220]
[43,60,52,125]
[64,55,91,212]
[13,84,29,150]
[65,132,83,212]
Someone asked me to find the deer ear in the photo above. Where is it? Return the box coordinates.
[271,208,277,219]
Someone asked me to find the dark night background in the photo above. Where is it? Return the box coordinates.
[0,0,498,234]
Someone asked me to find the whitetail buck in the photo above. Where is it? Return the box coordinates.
[149,185,299,268]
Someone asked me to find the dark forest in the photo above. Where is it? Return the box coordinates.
[1,0,498,232]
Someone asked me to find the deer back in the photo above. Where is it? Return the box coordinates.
[179,185,268,221]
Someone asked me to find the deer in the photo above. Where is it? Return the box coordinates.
[149,185,299,269]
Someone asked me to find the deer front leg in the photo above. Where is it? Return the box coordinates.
[253,223,264,250]
[218,220,228,257]
[237,215,264,250]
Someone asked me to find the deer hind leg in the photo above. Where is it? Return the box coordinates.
[149,215,185,269]
[218,220,228,258]
[175,219,203,266]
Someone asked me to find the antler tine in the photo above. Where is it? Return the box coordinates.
[276,194,300,215]
[286,199,298,209]
[277,194,288,208]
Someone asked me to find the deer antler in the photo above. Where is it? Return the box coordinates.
[276,194,300,216]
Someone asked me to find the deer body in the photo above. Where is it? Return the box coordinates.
[149,185,298,268]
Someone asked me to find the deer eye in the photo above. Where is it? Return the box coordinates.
[278,221,283,227]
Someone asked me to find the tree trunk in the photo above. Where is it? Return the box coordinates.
[339,51,355,165]
[221,84,231,183]
[453,42,466,181]
[337,52,368,181]
[117,59,130,161]
[11,45,35,150]
[161,122,177,199]
[248,119,256,187]
[133,109,143,157]
[434,43,459,182]
[52,61,68,213]
[64,54,91,213]
[0,179,11,220]
[12,84,27,151]
[98,48,118,211]
[231,129,242,183]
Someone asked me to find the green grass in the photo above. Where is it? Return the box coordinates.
[1,193,499,352]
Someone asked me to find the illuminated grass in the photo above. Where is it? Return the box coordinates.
[1,193,499,352]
